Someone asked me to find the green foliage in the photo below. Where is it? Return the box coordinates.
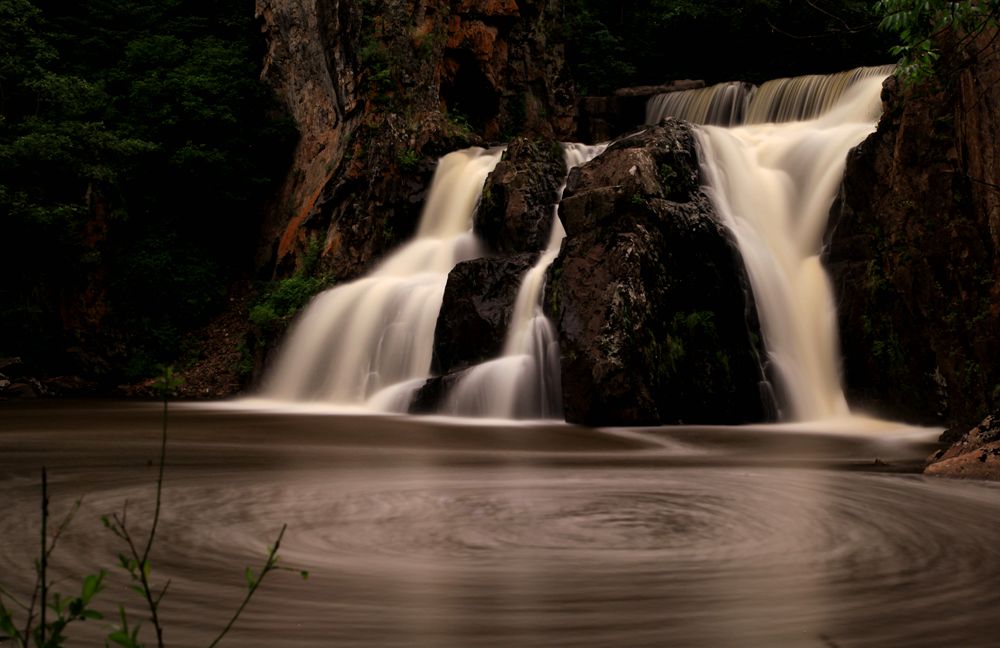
[250,238,332,336]
[249,275,327,335]
[0,0,297,378]
[397,148,421,170]
[876,0,1000,84]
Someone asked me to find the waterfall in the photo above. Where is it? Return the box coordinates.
[260,147,503,408]
[646,65,894,127]
[261,65,892,424]
[444,143,608,419]
[646,81,754,127]
[689,69,891,420]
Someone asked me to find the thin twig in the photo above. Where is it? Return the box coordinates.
[206,524,288,648]
[39,467,48,645]
[143,394,169,563]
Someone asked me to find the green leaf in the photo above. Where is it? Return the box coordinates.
[245,566,256,588]
[82,571,105,603]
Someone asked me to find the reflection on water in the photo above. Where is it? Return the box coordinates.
[1,402,999,647]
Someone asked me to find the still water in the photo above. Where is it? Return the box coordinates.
[2,401,999,647]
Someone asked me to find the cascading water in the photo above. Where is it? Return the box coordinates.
[645,81,754,127]
[260,147,503,408]
[646,66,894,127]
[445,143,607,419]
[647,66,892,420]
[262,66,892,423]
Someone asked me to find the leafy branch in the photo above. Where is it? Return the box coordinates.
[0,468,106,648]
[876,0,1000,83]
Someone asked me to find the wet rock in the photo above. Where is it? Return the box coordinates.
[409,369,473,413]
[925,411,1000,481]
[432,253,536,375]
[545,119,769,426]
[475,137,566,254]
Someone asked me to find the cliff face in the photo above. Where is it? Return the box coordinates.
[256,0,574,283]
[826,32,1000,429]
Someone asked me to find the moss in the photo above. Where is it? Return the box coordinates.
[397,148,421,170]
[250,236,332,337]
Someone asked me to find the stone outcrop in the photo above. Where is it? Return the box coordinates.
[474,137,566,253]
[926,411,1000,481]
[545,120,769,426]
[826,31,1000,429]
[431,253,536,375]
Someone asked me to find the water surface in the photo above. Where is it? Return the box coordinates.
[2,401,999,647]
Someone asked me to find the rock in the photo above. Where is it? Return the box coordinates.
[432,253,537,375]
[576,80,705,143]
[3,378,46,399]
[826,32,1000,428]
[409,369,473,413]
[41,375,98,396]
[0,357,23,374]
[926,411,1000,481]
[546,119,769,426]
[441,0,576,140]
[475,137,566,253]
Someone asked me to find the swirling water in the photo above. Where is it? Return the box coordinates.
[3,402,1000,647]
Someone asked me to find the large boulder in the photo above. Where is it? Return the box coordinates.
[545,119,769,426]
[826,33,1000,429]
[475,137,566,253]
[926,411,1000,481]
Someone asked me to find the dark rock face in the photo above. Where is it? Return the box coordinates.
[926,411,1000,481]
[826,35,1000,429]
[442,0,576,141]
[475,137,566,253]
[576,80,705,143]
[432,254,536,375]
[258,0,576,283]
[545,120,769,426]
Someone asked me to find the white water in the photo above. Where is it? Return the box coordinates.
[445,143,608,419]
[694,72,890,420]
[262,67,891,424]
[261,147,503,407]
[646,66,894,127]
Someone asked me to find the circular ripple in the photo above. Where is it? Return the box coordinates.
[3,465,1000,648]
